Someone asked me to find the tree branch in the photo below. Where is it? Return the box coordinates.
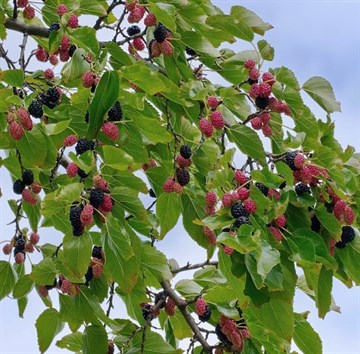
[172,259,218,275]
[160,280,213,354]
[5,18,49,37]
[93,0,124,30]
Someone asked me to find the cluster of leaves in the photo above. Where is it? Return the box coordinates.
[0,1,359,354]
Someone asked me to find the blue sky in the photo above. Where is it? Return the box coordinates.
[1,1,359,353]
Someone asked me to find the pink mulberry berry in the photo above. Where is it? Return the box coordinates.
[274,214,287,228]
[100,194,113,212]
[57,4,68,16]
[23,5,35,20]
[35,46,48,62]
[194,298,207,316]
[202,226,216,245]
[159,40,173,56]
[44,68,54,80]
[294,154,305,169]
[269,226,283,241]
[163,177,175,193]
[207,96,219,109]
[244,59,256,69]
[249,67,260,81]
[262,124,272,137]
[223,245,234,255]
[9,121,24,140]
[165,298,176,316]
[2,244,12,255]
[209,111,224,130]
[17,0,28,8]
[237,187,250,201]
[144,13,156,27]
[64,135,78,147]
[199,118,213,137]
[222,193,233,208]
[234,170,247,185]
[82,71,95,88]
[127,5,145,23]
[49,54,59,65]
[251,117,262,130]
[258,82,271,98]
[244,198,256,214]
[262,72,276,85]
[66,162,79,177]
[102,122,119,141]
[132,37,145,51]
[344,207,355,225]
[68,15,79,28]
[205,191,217,207]
[15,252,25,264]
[249,83,260,98]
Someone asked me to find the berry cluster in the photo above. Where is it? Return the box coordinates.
[175,144,193,169]
[194,298,211,322]
[99,101,123,140]
[149,24,173,57]
[59,276,80,296]
[13,169,41,205]
[85,246,105,285]
[3,231,40,264]
[199,97,225,138]
[7,107,33,140]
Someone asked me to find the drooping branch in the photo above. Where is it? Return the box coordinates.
[5,18,49,38]
[160,280,213,354]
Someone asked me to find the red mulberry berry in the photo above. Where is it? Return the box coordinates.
[269,226,283,241]
[132,37,145,51]
[249,83,260,98]
[199,118,213,137]
[268,189,280,201]
[49,54,59,65]
[57,4,67,16]
[173,182,183,194]
[30,232,40,245]
[64,135,78,147]
[127,5,145,23]
[207,96,219,109]
[202,226,216,245]
[237,187,250,201]
[258,82,271,97]
[210,110,224,130]
[25,242,34,253]
[9,121,23,140]
[92,263,103,278]
[68,15,79,28]
[176,155,192,168]
[149,39,161,57]
[17,108,33,131]
[2,244,12,255]
[274,214,287,228]
[44,68,54,80]
[249,67,260,81]
[82,71,95,88]
[22,188,38,205]
[165,298,176,316]
[80,204,94,225]
[223,192,235,209]
[262,124,272,137]
[234,170,247,185]
[163,177,175,193]
[102,122,119,141]
[251,117,262,130]
[262,72,276,85]
[204,205,215,215]
[35,46,48,62]
[294,154,305,169]
[333,200,347,221]
[144,13,156,26]
[60,35,71,51]
[194,298,207,316]
[100,194,113,212]
[268,97,281,111]
[205,191,217,207]
[344,207,355,225]
[223,245,234,255]
[125,1,136,11]
[17,0,28,8]
[259,112,271,124]
[244,59,256,69]
[59,49,70,62]
[244,198,256,214]
[15,252,25,264]
[66,162,79,177]
[31,181,42,194]
[23,5,35,20]
[159,40,173,56]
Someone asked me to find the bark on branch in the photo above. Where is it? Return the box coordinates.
[160,280,213,354]
[5,18,49,38]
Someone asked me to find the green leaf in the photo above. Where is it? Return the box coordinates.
[257,241,280,278]
[0,261,16,300]
[79,0,107,16]
[61,48,90,85]
[102,146,134,170]
[206,14,254,42]
[294,313,322,354]
[315,205,342,236]
[16,126,47,167]
[230,6,273,35]
[30,257,57,286]
[127,330,182,354]
[141,243,172,283]
[87,70,119,139]
[17,296,28,318]
[22,201,41,231]
[149,3,176,31]
[56,332,83,352]
[69,26,100,56]
[227,125,266,165]
[111,186,147,219]
[106,41,133,68]
[62,233,92,278]
[337,236,360,284]
[0,69,24,86]
[180,31,220,57]
[13,274,34,299]
[271,66,300,90]
[82,325,108,354]
[302,76,341,113]
[156,192,182,238]
[317,266,333,318]
[257,39,274,61]
[36,308,63,353]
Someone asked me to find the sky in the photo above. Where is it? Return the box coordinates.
[1,1,360,353]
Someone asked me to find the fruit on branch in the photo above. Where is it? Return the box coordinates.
[89,188,105,208]
[13,179,25,194]
[144,13,156,27]
[23,6,35,20]
[22,188,38,205]
[176,167,190,186]
[22,169,34,186]
[165,298,176,316]
[108,101,123,121]
[28,99,43,118]
[75,138,95,155]
[57,4,68,16]
[67,15,79,28]
[202,226,217,245]
[199,118,213,137]
[335,226,356,249]
[207,96,219,109]
[127,5,145,23]
[127,25,141,36]
[153,23,168,43]
[180,144,192,159]
[231,203,247,219]
[255,182,269,196]
[102,122,119,141]
[209,110,225,130]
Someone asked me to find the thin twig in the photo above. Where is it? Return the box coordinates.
[106,282,115,317]
[93,0,123,30]
[172,259,218,275]
[19,33,28,71]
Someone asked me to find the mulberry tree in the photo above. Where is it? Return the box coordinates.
[0,1,359,353]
